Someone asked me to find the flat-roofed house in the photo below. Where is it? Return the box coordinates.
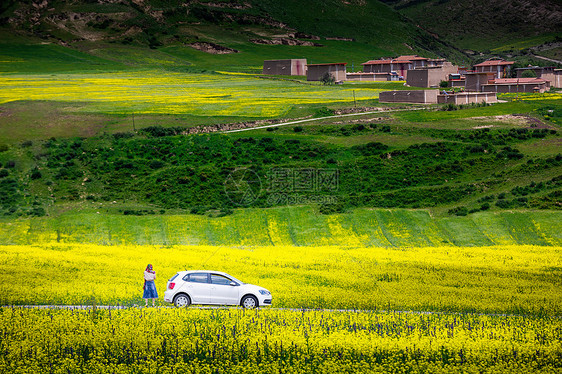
[406,61,458,88]
[473,59,514,79]
[306,62,347,82]
[465,72,496,92]
[346,72,391,81]
[555,69,562,88]
[481,78,550,93]
[515,66,559,88]
[263,59,307,75]
[361,55,430,80]
[379,90,439,104]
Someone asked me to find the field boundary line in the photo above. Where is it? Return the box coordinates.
[4,305,559,318]
[222,107,429,133]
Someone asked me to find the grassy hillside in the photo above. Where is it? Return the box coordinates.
[1,208,561,247]
[0,0,468,74]
[384,0,562,54]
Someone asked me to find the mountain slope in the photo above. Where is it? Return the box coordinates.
[383,0,562,52]
[0,0,468,71]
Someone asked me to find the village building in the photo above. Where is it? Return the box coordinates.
[472,59,514,79]
[361,55,457,86]
[406,61,458,88]
[306,62,347,82]
[379,90,439,104]
[464,72,496,92]
[380,89,497,105]
[448,73,466,87]
[361,55,431,80]
[515,66,560,88]
[263,59,307,75]
[345,72,399,81]
[437,92,498,105]
[481,78,550,93]
[555,69,562,88]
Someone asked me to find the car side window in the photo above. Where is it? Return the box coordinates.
[185,273,209,283]
[211,274,234,286]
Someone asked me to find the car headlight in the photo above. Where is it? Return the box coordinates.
[259,290,270,295]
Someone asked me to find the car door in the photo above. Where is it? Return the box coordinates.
[183,272,211,304]
[209,273,240,305]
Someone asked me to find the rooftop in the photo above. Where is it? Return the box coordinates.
[307,62,347,66]
[362,55,429,65]
[488,78,547,84]
[473,59,515,67]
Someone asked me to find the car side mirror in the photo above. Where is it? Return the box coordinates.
[229,282,237,286]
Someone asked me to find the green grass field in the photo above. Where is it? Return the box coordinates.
[1,208,560,247]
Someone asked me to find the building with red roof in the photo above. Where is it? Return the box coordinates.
[481,77,549,93]
[515,66,561,88]
[361,55,432,79]
[473,59,514,79]
[361,55,455,84]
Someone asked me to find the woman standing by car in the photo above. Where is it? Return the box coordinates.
[143,264,158,307]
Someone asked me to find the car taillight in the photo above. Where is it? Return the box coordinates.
[168,282,175,290]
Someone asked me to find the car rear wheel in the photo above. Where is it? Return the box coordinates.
[174,294,191,308]
[241,295,258,309]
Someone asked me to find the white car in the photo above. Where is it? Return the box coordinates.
[164,270,272,309]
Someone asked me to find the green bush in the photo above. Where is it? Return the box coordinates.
[448,206,468,216]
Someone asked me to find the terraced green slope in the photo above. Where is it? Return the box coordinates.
[1,207,560,247]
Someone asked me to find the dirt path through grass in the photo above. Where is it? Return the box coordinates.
[223,107,430,133]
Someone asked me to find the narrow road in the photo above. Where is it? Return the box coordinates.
[223,107,429,134]
[532,54,562,65]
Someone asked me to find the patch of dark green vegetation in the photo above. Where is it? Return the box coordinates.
[1,120,560,217]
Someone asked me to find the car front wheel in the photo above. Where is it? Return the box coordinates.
[241,295,258,309]
[174,294,191,308]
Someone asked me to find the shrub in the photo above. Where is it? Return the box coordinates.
[521,69,537,78]
[319,202,345,214]
[314,107,334,117]
[293,126,303,133]
[441,103,458,111]
[320,72,335,85]
[30,167,42,180]
[28,207,46,217]
[113,132,135,140]
[439,80,449,88]
[140,126,186,137]
[448,206,468,216]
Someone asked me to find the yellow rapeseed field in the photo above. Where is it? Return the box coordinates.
[1,243,560,315]
[0,71,383,117]
[1,307,560,373]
